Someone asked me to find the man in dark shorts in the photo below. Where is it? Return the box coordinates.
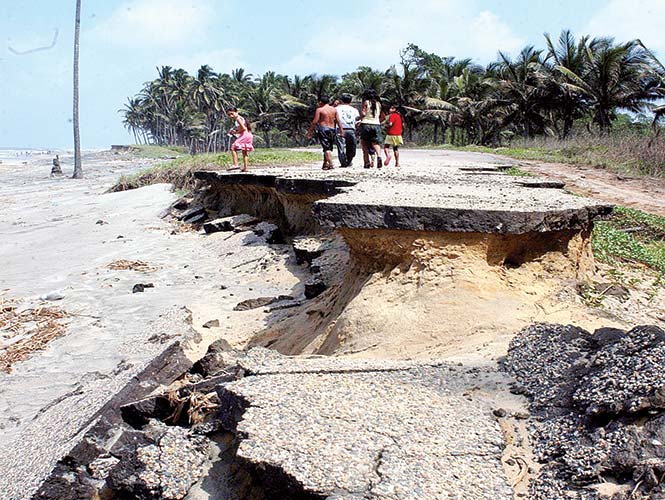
[306,95,345,170]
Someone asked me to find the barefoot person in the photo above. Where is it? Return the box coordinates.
[226,106,254,172]
[359,89,385,168]
[306,95,345,170]
[383,104,404,167]
[336,93,360,167]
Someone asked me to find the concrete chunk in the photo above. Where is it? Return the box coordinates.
[203,214,259,234]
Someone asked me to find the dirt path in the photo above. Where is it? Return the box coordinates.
[511,158,665,216]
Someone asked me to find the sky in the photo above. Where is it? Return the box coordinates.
[1,0,664,149]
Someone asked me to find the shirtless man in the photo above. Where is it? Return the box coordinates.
[306,95,345,170]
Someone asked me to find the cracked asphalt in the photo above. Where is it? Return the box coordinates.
[222,348,512,500]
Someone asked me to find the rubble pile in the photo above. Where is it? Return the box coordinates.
[36,339,512,500]
[504,323,665,500]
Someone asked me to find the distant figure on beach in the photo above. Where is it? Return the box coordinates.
[383,104,404,167]
[336,93,360,167]
[359,89,385,168]
[226,106,254,172]
[51,155,63,176]
[306,95,345,170]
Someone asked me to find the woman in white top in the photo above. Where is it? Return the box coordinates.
[359,89,385,168]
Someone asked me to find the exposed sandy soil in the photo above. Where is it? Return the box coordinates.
[235,149,664,364]
[250,227,664,364]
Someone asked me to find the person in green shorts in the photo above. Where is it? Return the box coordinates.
[383,104,404,167]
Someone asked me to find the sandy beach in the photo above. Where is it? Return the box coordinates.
[0,150,309,497]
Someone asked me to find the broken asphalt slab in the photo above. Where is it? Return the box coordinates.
[217,349,513,500]
[195,151,612,235]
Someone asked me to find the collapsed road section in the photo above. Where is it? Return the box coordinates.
[195,162,614,360]
[26,153,621,499]
[35,344,514,500]
[195,161,611,237]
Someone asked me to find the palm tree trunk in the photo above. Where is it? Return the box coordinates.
[597,107,612,134]
[562,114,573,139]
[71,0,83,179]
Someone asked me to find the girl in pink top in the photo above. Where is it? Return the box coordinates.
[226,106,254,172]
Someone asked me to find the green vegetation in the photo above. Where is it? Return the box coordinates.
[129,144,188,158]
[504,165,533,177]
[592,206,665,273]
[441,129,665,177]
[121,30,665,167]
[111,149,319,192]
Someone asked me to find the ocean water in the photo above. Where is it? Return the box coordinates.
[0,148,59,161]
[0,149,69,170]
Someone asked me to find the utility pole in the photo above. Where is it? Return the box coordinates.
[72,0,83,179]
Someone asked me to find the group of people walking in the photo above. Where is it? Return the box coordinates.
[224,90,403,172]
[306,90,403,170]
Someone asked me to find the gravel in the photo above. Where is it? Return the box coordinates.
[221,349,513,500]
[503,323,665,500]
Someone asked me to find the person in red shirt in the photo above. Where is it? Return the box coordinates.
[383,104,403,167]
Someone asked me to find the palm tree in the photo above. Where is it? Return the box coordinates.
[339,67,383,96]
[305,73,338,100]
[545,30,590,137]
[493,46,554,138]
[121,98,148,144]
[246,72,283,148]
[72,0,83,179]
[189,65,230,152]
[634,40,665,138]
[557,37,665,132]
[448,67,505,145]
[231,68,253,84]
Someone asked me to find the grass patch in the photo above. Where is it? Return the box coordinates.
[128,144,189,158]
[110,149,320,192]
[592,206,665,273]
[504,166,533,177]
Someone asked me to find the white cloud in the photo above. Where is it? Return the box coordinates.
[585,0,665,58]
[277,0,525,75]
[90,0,216,48]
[469,11,524,61]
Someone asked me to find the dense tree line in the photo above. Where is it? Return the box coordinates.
[121,31,665,152]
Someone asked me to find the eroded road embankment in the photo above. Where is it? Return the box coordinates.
[6,149,664,500]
